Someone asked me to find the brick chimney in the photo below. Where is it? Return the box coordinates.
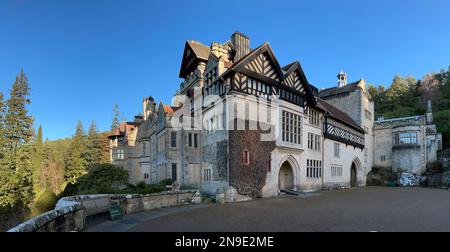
[231,31,250,62]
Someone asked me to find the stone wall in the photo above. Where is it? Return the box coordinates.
[229,119,276,198]
[122,190,198,214]
[8,196,86,232]
[8,190,199,232]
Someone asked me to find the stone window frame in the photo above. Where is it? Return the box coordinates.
[170,131,177,148]
[331,166,343,177]
[203,168,212,182]
[282,110,302,145]
[306,159,322,178]
[394,131,418,145]
[188,133,193,147]
[334,142,340,158]
[112,147,125,160]
[242,149,250,165]
[142,141,147,156]
[194,133,198,148]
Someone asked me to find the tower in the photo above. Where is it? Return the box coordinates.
[337,71,348,88]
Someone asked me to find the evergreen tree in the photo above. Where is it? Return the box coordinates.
[32,125,44,193]
[85,121,102,168]
[111,104,121,131]
[65,121,87,183]
[4,70,33,153]
[0,70,34,207]
[99,131,112,164]
[0,92,5,157]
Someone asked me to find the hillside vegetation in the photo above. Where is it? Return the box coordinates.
[368,66,450,148]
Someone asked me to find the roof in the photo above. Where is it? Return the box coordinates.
[318,80,361,99]
[282,62,296,72]
[108,122,137,138]
[179,41,211,78]
[317,98,365,133]
[375,115,423,124]
[187,41,210,60]
[163,105,180,116]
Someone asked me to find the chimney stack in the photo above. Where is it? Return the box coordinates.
[231,31,250,62]
[142,96,155,120]
[426,100,433,124]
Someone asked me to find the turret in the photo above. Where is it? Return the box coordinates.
[337,71,348,88]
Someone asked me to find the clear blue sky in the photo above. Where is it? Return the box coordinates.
[1,0,449,140]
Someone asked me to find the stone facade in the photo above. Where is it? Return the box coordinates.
[110,32,436,202]
[373,113,442,174]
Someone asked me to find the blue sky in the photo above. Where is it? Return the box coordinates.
[1,0,449,140]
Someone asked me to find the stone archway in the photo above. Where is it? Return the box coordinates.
[350,157,361,187]
[350,163,357,187]
[278,161,294,191]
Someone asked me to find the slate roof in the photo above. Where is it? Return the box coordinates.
[318,81,361,99]
[108,122,137,138]
[187,41,210,60]
[316,98,365,133]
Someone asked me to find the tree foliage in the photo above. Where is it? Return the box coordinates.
[111,104,121,131]
[371,66,450,147]
[65,121,88,183]
[77,163,129,194]
[85,121,102,168]
[0,70,34,209]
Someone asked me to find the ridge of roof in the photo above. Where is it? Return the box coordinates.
[318,80,361,98]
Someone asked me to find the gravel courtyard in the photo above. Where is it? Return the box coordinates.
[88,187,450,232]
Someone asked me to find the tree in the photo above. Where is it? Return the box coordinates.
[99,131,112,163]
[4,70,33,153]
[77,163,128,194]
[65,121,87,183]
[111,104,121,131]
[32,125,44,194]
[0,70,34,208]
[367,84,378,101]
[0,92,5,157]
[85,121,102,168]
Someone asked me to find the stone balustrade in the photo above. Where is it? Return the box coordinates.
[8,190,200,232]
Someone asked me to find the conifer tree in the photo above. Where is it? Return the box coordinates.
[4,70,33,153]
[0,92,5,157]
[65,121,87,183]
[0,70,34,207]
[32,125,44,193]
[111,104,121,131]
[85,121,102,168]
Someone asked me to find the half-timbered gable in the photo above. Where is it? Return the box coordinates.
[318,99,365,149]
[281,61,317,108]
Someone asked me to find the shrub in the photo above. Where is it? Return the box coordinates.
[59,181,79,198]
[32,190,57,216]
[77,163,129,194]
[125,180,173,195]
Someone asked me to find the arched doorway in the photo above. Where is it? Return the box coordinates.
[278,161,294,191]
[350,163,357,187]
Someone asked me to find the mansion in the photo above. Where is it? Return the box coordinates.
[109,32,442,200]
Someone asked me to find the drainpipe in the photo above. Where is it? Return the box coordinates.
[322,112,329,189]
